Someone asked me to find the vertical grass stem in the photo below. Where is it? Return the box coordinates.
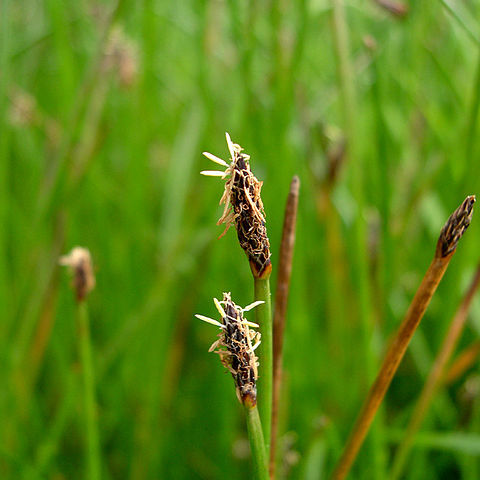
[254,276,273,457]
[77,302,101,480]
[245,405,269,480]
[270,176,300,477]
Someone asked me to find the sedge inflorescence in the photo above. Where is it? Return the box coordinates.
[59,247,96,302]
[201,133,272,278]
[437,195,475,258]
[196,293,263,407]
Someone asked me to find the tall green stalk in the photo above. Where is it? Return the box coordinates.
[330,0,378,474]
[0,0,10,324]
[77,302,101,480]
[464,48,480,187]
[244,405,269,480]
[254,276,273,456]
[330,0,372,373]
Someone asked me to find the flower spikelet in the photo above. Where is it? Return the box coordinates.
[196,293,263,407]
[202,133,272,278]
[437,195,475,258]
[59,247,96,302]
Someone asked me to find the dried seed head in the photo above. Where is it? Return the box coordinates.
[202,133,272,278]
[437,195,475,258]
[59,247,96,302]
[195,293,263,407]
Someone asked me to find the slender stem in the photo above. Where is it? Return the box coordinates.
[331,257,449,480]
[331,0,356,142]
[245,405,269,480]
[270,176,300,478]
[464,48,480,184]
[77,302,101,480]
[0,1,13,459]
[0,0,10,323]
[331,196,475,480]
[331,0,379,474]
[254,276,273,457]
[331,0,373,386]
[390,263,480,480]
[443,340,480,386]
[35,0,125,224]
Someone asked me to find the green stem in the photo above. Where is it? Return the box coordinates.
[330,0,378,475]
[254,276,273,457]
[464,47,480,185]
[0,0,10,324]
[245,405,269,480]
[77,302,101,480]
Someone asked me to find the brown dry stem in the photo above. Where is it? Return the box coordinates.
[270,176,300,479]
[391,261,480,479]
[331,195,475,480]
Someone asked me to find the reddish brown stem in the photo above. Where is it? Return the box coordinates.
[390,262,480,479]
[331,195,475,480]
[270,176,300,479]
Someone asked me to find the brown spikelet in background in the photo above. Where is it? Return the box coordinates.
[59,247,96,302]
[201,134,272,278]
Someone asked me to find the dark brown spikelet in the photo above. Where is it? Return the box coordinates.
[202,134,272,278]
[59,247,96,302]
[437,195,475,258]
[207,293,261,406]
[228,151,271,278]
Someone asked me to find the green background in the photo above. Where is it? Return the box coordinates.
[2,0,480,478]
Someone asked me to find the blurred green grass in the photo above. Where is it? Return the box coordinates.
[2,0,480,478]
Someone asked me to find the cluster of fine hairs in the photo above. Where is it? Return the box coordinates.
[196,293,263,406]
[202,133,272,278]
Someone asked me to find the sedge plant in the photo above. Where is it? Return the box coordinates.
[59,247,100,480]
[201,133,273,454]
[195,294,268,480]
[331,195,475,480]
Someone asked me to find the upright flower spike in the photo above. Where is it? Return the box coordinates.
[436,195,475,258]
[196,293,263,407]
[59,247,96,302]
[202,133,272,278]
[59,246,101,480]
